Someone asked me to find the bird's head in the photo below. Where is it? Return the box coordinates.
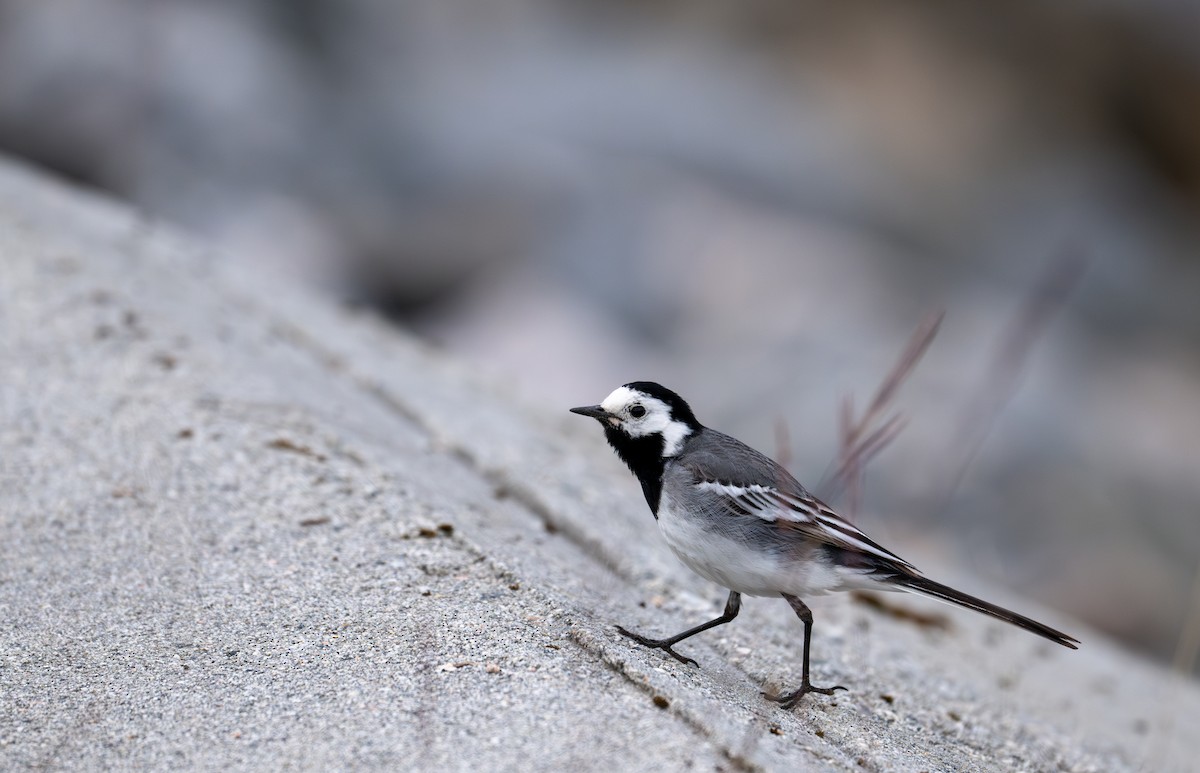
[570,381,701,458]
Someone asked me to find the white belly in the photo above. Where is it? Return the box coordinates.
[655,491,845,598]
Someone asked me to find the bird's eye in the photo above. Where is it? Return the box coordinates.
[629,404,646,419]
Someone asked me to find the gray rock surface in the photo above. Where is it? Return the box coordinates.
[1,155,1196,771]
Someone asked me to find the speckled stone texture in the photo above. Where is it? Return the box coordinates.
[1,156,1195,771]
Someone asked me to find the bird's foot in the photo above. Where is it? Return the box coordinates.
[765,679,847,709]
[615,625,699,667]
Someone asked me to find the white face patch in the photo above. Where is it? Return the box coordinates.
[600,386,693,456]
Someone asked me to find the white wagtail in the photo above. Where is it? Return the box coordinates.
[571,381,1078,708]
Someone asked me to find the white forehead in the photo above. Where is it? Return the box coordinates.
[600,386,638,412]
[600,386,668,414]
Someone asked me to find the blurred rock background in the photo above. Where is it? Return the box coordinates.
[2,0,1198,673]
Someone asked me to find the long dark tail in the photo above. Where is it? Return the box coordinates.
[891,574,1079,649]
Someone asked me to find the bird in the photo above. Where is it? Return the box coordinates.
[570,381,1078,708]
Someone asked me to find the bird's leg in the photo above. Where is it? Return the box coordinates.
[617,590,741,668]
[767,594,847,708]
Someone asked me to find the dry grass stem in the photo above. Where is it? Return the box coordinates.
[821,310,944,518]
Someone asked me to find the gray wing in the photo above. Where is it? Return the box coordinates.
[675,429,915,570]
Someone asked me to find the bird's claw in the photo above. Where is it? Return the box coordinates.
[615,625,699,667]
[765,680,847,709]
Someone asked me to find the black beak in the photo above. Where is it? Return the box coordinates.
[569,405,609,421]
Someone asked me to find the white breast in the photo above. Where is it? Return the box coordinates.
[655,491,846,598]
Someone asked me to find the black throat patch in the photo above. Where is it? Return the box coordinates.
[603,426,668,518]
